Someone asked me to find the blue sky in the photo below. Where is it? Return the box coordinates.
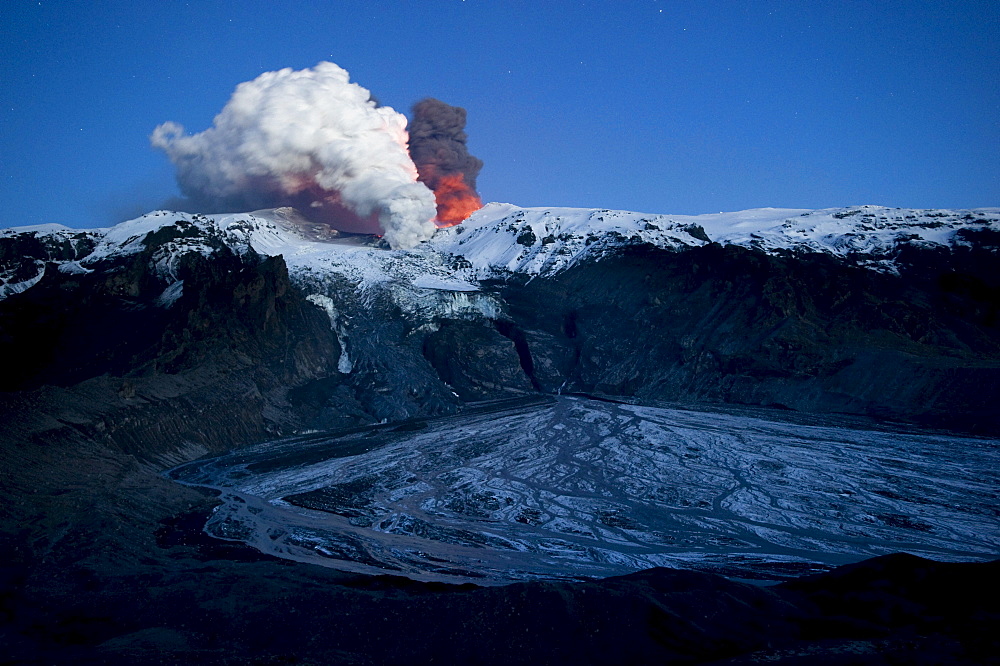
[3,0,998,229]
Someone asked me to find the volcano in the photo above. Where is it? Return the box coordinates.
[1,202,998,663]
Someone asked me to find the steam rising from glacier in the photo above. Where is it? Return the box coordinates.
[151,62,437,249]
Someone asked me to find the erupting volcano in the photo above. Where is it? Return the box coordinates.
[408,98,484,226]
[420,168,483,227]
[150,63,486,249]
[150,62,437,249]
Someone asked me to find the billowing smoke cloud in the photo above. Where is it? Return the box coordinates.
[408,98,483,226]
[151,62,437,249]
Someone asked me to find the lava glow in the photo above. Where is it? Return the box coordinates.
[431,172,483,227]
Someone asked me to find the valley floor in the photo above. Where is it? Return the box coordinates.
[2,396,998,664]
[170,396,1000,583]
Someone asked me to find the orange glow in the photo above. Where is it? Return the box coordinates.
[432,172,482,227]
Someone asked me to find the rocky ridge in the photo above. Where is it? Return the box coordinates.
[2,202,999,434]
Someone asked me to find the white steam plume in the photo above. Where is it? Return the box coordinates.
[151,62,437,249]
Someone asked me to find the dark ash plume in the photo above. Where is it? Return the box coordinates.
[408,99,484,225]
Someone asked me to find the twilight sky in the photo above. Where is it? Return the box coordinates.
[3,0,998,229]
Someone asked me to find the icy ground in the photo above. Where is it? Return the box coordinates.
[168,396,999,584]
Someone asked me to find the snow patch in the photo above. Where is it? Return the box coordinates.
[0,262,45,299]
[156,280,184,308]
[306,293,353,373]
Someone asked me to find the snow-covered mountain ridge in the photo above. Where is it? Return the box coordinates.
[2,203,997,304]
[2,199,999,462]
[436,203,1000,278]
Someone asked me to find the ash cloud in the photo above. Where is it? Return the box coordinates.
[151,62,437,249]
[408,98,483,224]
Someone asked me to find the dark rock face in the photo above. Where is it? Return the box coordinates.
[495,242,1000,433]
[423,319,535,400]
[0,253,346,470]
[4,223,998,447]
[0,228,98,277]
[0,243,337,393]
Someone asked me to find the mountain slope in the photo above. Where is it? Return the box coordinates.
[2,202,998,432]
[433,202,1000,278]
[497,241,1000,431]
